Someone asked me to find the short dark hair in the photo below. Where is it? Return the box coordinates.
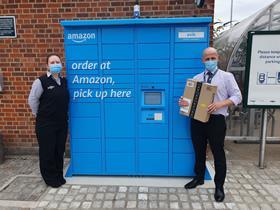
[46,53,61,64]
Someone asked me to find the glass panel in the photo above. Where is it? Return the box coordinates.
[144,92,162,105]
[215,2,280,139]
[252,11,270,29]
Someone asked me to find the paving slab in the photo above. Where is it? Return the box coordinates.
[0,150,279,209]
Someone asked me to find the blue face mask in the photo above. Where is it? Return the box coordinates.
[49,63,62,74]
[205,60,218,72]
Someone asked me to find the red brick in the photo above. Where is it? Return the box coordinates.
[0,0,214,154]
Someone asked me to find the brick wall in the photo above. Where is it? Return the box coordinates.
[0,0,214,155]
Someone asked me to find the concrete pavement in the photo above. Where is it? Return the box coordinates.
[0,141,280,210]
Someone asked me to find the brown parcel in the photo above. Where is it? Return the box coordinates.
[180,79,217,123]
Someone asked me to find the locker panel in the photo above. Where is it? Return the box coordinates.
[138,44,170,59]
[138,60,170,69]
[72,139,101,153]
[139,124,168,138]
[172,103,191,139]
[175,43,207,59]
[105,103,135,138]
[66,45,98,60]
[70,103,100,117]
[106,153,136,174]
[172,154,195,176]
[102,44,134,60]
[173,139,194,153]
[139,139,168,153]
[174,59,203,69]
[106,138,135,153]
[137,27,170,43]
[102,27,134,43]
[71,118,101,139]
[139,153,169,174]
[72,153,102,174]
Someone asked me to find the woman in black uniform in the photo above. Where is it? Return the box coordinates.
[28,54,69,188]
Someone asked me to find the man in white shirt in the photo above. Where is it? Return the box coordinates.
[179,47,242,202]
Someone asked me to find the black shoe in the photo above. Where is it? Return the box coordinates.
[184,178,204,189]
[48,182,62,188]
[60,177,66,185]
[214,187,225,202]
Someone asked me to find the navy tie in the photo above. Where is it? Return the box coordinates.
[207,71,213,83]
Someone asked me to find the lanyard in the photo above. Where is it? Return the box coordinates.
[203,69,218,83]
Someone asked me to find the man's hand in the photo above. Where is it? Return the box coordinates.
[178,96,189,107]
[208,99,234,113]
[207,101,224,113]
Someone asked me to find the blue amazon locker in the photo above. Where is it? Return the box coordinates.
[61,17,212,177]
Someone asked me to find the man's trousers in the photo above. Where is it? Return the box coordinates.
[190,114,227,187]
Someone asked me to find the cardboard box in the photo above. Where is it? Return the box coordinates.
[180,79,217,122]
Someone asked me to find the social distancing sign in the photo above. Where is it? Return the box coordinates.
[244,31,280,108]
